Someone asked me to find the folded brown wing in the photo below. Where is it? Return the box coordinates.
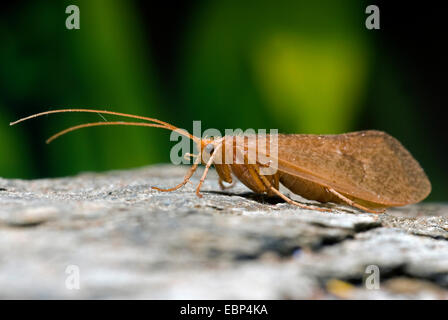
[255,131,431,206]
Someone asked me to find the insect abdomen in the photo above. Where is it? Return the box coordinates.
[279,172,339,203]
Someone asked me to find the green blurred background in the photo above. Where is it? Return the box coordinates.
[1,0,446,201]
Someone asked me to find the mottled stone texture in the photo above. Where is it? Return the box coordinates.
[0,165,447,299]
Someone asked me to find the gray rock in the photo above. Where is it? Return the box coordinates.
[0,165,447,299]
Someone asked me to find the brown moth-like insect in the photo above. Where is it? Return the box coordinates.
[10,109,431,214]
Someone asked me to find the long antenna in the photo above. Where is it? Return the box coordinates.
[45,121,201,145]
[10,108,177,130]
[10,108,200,144]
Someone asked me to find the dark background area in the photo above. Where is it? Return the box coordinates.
[0,0,446,201]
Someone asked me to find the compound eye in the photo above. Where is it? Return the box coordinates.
[205,144,214,154]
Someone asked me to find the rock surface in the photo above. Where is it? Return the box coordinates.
[0,164,447,299]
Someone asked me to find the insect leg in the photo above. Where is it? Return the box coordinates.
[233,144,331,212]
[195,143,223,197]
[183,153,197,161]
[250,165,332,212]
[218,178,236,190]
[327,188,386,214]
[152,155,201,192]
[235,146,331,212]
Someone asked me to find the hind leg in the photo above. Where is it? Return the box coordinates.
[248,165,332,212]
[327,188,386,214]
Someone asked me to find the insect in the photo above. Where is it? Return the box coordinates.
[10,109,431,214]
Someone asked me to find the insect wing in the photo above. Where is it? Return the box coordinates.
[251,131,431,206]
